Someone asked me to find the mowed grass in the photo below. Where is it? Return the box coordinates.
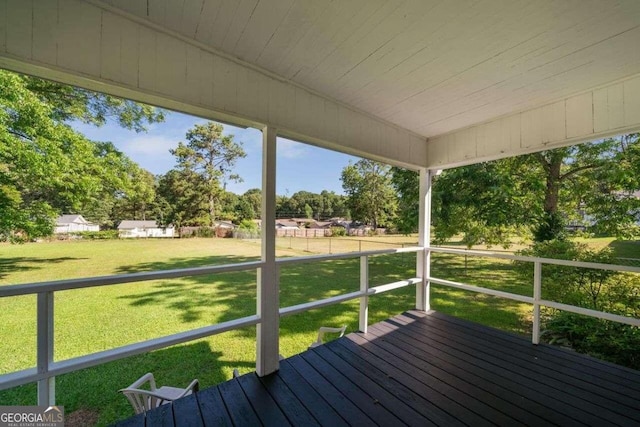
[0,236,550,424]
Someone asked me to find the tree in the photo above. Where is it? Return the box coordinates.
[304,204,313,219]
[170,123,246,227]
[390,167,419,234]
[0,70,164,240]
[341,159,397,228]
[240,188,261,219]
[156,169,207,230]
[431,160,536,246]
[393,134,640,245]
[111,167,157,224]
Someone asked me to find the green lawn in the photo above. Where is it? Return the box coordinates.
[1,235,632,425]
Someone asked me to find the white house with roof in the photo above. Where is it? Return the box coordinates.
[54,215,99,234]
[117,220,175,238]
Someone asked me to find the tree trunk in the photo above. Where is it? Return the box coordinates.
[209,193,215,227]
[544,156,562,216]
[534,152,565,241]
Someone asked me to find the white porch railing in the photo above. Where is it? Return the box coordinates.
[1,245,639,406]
[427,246,640,344]
[0,246,423,406]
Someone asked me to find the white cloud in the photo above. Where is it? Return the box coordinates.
[278,139,308,159]
[120,135,178,156]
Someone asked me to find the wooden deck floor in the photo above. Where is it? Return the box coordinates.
[115,310,640,426]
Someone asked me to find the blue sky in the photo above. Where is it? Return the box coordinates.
[72,111,360,195]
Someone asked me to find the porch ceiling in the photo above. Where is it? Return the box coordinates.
[104,0,640,139]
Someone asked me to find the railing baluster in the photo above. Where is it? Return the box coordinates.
[359,255,369,333]
[37,291,54,405]
[532,261,542,345]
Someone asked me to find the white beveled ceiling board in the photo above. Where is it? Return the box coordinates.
[0,0,427,169]
[426,73,640,169]
[100,0,640,141]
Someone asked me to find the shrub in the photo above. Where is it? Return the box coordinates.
[238,219,258,232]
[515,239,640,368]
[195,227,215,238]
[329,226,346,237]
[72,230,119,240]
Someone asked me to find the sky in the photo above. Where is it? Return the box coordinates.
[71,110,360,196]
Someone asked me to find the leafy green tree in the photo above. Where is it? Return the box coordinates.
[170,123,246,226]
[241,188,262,219]
[235,198,256,223]
[393,135,640,245]
[431,160,535,246]
[320,190,349,219]
[341,159,397,228]
[156,169,207,229]
[0,70,163,240]
[304,203,313,219]
[111,167,157,224]
[390,167,419,234]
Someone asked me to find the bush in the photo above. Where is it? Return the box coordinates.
[238,219,258,232]
[195,227,215,238]
[543,312,640,369]
[71,230,119,240]
[329,226,346,237]
[515,239,640,368]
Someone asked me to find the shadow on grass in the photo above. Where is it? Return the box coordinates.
[0,257,88,280]
[0,340,251,426]
[114,255,258,329]
[607,240,640,263]
[115,255,259,274]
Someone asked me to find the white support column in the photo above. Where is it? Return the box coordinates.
[256,126,279,376]
[37,291,54,406]
[359,255,369,333]
[416,169,433,311]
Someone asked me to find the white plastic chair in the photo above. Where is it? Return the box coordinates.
[308,325,347,349]
[119,373,199,415]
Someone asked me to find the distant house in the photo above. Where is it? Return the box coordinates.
[117,220,175,238]
[308,221,333,229]
[214,221,237,230]
[55,215,99,234]
[275,219,300,230]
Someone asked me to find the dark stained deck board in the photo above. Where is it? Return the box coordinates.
[195,386,232,427]
[144,402,174,427]
[284,355,373,426]
[315,346,452,425]
[390,314,638,407]
[359,323,584,427]
[217,378,261,426]
[236,373,291,426]
[373,317,625,426]
[276,358,350,427]
[412,310,640,396]
[335,333,539,426]
[171,394,203,427]
[115,310,640,427]
[389,313,640,423]
[302,349,420,425]
[426,310,640,388]
[299,349,408,426]
[324,339,496,427]
[256,369,320,426]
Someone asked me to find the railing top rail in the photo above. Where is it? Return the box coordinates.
[0,260,265,297]
[276,246,423,266]
[428,246,640,274]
